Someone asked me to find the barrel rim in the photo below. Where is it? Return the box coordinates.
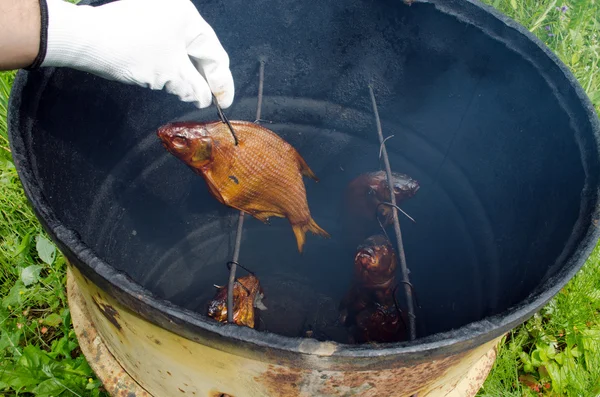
[8,0,600,365]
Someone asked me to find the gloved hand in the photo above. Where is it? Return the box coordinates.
[38,0,234,109]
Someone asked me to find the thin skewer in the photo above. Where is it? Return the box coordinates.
[368,85,417,341]
[227,213,245,322]
[377,202,417,224]
[226,60,266,323]
[256,60,265,122]
[213,93,239,145]
[379,135,395,159]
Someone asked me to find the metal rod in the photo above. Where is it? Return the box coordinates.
[256,60,265,122]
[213,93,239,145]
[368,85,417,341]
[227,212,245,322]
[226,61,266,323]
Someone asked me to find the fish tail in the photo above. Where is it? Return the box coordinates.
[292,218,331,253]
[292,225,307,253]
[308,218,331,238]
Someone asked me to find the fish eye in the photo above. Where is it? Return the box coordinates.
[172,136,188,149]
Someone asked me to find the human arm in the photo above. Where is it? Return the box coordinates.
[0,0,41,70]
[0,0,234,109]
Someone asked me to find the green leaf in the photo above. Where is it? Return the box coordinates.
[538,365,550,379]
[510,0,518,11]
[554,351,565,365]
[20,344,48,369]
[519,350,532,364]
[0,328,22,356]
[545,361,564,392]
[36,235,56,265]
[566,331,578,348]
[531,349,543,366]
[20,265,43,286]
[14,232,32,257]
[520,351,535,373]
[538,346,549,363]
[86,379,102,390]
[31,378,65,396]
[2,281,26,308]
[591,381,600,396]
[50,336,71,359]
[571,346,581,357]
[43,313,63,327]
[61,308,71,327]
[569,29,584,47]
[581,329,600,353]
[0,365,41,389]
[589,288,600,304]
[546,343,557,359]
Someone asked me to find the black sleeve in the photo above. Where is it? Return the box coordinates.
[24,0,49,70]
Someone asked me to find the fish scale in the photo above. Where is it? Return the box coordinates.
[157,120,330,252]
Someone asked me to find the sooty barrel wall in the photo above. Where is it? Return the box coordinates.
[8,0,600,395]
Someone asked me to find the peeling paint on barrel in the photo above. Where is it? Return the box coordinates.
[208,391,234,397]
[92,295,122,331]
[67,263,501,397]
[251,345,486,397]
[319,354,467,397]
[67,265,151,397]
[254,365,305,397]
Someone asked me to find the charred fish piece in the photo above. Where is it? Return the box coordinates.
[339,235,398,323]
[207,274,267,329]
[342,171,419,247]
[339,235,408,343]
[157,121,329,253]
[353,303,408,344]
[344,170,419,227]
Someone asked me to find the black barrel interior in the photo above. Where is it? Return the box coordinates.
[10,0,600,344]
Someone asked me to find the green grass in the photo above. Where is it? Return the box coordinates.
[478,246,600,396]
[0,1,599,396]
[476,1,600,396]
[0,73,105,395]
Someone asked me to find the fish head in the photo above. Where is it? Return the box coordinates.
[157,122,214,169]
[354,235,397,285]
[374,173,419,223]
[207,287,228,323]
[390,173,420,201]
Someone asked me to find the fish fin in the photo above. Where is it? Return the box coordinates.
[292,218,331,253]
[251,211,283,225]
[255,294,268,311]
[307,218,331,239]
[292,225,307,254]
[295,152,319,182]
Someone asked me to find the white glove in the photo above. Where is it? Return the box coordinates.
[39,0,234,109]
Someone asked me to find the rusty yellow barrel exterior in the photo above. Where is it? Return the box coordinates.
[67,263,501,397]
